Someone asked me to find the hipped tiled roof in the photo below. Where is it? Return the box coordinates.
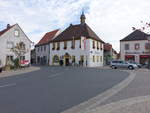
[52,23,104,43]
[120,30,150,41]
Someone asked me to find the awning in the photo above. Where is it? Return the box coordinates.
[125,55,135,58]
[140,55,150,58]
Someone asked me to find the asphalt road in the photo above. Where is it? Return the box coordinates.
[0,66,128,113]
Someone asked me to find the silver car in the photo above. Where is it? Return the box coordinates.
[110,60,138,70]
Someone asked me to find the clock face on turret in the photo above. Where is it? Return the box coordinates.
[14,29,19,37]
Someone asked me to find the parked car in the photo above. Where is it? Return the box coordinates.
[110,60,138,70]
[20,60,30,67]
[0,60,2,73]
[129,61,142,68]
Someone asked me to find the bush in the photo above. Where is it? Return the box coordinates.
[13,58,20,69]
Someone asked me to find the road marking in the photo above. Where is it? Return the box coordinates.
[48,72,64,78]
[0,83,16,88]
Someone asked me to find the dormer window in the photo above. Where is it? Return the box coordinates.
[100,42,103,50]
[52,43,55,50]
[71,40,75,49]
[57,42,60,50]
[64,41,67,49]
[14,29,19,37]
[93,41,95,49]
[97,41,99,50]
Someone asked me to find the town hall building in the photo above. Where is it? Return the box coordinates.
[49,12,105,67]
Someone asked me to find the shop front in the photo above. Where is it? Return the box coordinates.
[125,55,135,62]
[140,55,150,65]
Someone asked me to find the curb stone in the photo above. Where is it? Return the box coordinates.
[61,70,136,113]
[0,66,40,78]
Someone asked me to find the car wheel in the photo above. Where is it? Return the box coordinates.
[0,68,2,73]
[112,65,117,69]
[128,66,134,70]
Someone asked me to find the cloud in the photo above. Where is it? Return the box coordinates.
[0,0,150,51]
[86,0,150,51]
[0,0,91,44]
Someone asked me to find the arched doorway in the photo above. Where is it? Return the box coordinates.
[64,53,70,66]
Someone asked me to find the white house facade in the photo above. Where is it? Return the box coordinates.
[120,30,150,64]
[49,13,104,67]
[0,24,32,67]
[35,29,60,65]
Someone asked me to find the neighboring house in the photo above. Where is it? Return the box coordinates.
[50,12,104,67]
[104,43,118,65]
[35,29,60,65]
[120,30,150,64]
[0,24,32,67]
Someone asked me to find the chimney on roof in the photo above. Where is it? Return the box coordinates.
[70,23,73,26]
[7,24,10,29]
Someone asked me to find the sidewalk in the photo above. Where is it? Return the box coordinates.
[88,69,150,113]
[90,95,150,113]
[0,66,40,78]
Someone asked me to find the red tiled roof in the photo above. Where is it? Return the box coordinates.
[36,29,59,46]
[0,24,15,37]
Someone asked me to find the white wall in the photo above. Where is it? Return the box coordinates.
[50,38,103,67]
[120,40,149,63]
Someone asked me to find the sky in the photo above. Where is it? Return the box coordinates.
[0,0,150,52]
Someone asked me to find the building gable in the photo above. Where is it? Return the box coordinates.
[0,24,32,44]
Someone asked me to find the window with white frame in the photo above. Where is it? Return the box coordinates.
[125,44,129,50]
[7,41,14,49]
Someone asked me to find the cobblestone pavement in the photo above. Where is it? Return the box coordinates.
[99,69,150,106]
[90,95,150,113]
[88,69,150,113]
[0,66,40,78]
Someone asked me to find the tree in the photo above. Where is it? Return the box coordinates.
[11,42,27,67]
